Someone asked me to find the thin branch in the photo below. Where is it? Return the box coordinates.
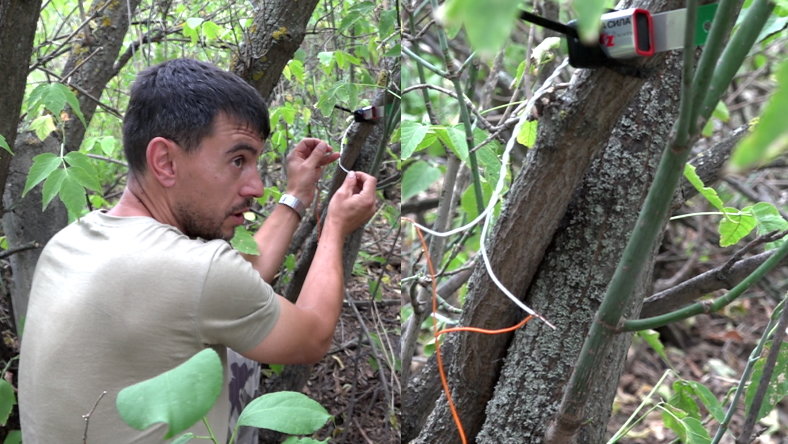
[82,390,107,444]
[737,298,787,444]
[0,241,41,260]
[642,247,787,318]
[623,235,788,332]
[34,66,123,119]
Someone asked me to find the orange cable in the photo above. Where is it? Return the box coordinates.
[403,217,536,443]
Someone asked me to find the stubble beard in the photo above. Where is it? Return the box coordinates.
[175,203,228,241]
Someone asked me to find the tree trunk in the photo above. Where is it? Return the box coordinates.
[407,1,683,441]
[476,51,682,443]
[3,0,142,328]
[231,0,322,102]
[259,70,400,442]
[0,0,43,212]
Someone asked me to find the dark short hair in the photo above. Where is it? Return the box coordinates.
[122,58,270,175]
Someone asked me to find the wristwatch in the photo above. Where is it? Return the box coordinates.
[278,194,306,219]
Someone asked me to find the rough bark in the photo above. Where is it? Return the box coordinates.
[3,0,142,328]
[2,134,67,330]
[477,51,682,443]
[231,0,322,102]
[59,0,144,153]
[407,1,682,441]
[0,0,43,211]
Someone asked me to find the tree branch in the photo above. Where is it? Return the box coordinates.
[642,248,787,318]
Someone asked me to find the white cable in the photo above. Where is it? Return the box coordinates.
[337,122,353,174]
[409,59,569,329]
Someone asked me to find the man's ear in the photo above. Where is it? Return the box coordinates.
[145,137,179,188]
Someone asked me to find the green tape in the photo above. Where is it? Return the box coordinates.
[695,3,719,46]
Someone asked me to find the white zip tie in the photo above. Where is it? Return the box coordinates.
[408,59,569,329]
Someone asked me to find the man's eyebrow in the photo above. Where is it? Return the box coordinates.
[226,143,262,157]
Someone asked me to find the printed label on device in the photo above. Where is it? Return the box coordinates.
[598,8,655,59]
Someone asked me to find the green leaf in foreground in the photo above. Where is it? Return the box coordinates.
[638,329,669,364]
[732,59,788,169]
[0,379,16,426]
[402,160,441,201]
[437,0,522,54]
[401,120,429,160]
[745,341,788,421]
[236,391,331,434]
[0,134,12,155]
[231,225,260,255]
[683,164,724,211]
[116,348,223,439]
[22,152,62,196]
[718,206,757,247]
[516,120,538,149]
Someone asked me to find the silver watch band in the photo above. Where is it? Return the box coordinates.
[278,194,306,219]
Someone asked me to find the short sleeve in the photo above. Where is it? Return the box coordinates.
[197,243,281,353]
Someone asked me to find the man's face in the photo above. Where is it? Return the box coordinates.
[172,114,265,241]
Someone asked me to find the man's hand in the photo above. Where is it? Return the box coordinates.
[285,138,341,207]
[325,171,377,237]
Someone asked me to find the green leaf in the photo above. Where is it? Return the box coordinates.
[670,381,702,420]
[22,152,62,196]
[732,59,788,169]
[64,152,99,186]
[745,341,788,421]
[516,120,538,148]
[116,349,223,439]
[572,0,607,45]
[201,21,221,41]
[660,404,712,444]
[66,166,101,193]
[230,226,260,255]
[0,134,13,155]
[316,82,344,117]
[2,430,21,444]
[718,206,757,247]
[401,121,429,160]
[236,391,331,434]
[750,202,788,248]
[59,173,87,220]
[475,143,502,186]
[434,126,469,163]
[638,329,670,364]
[402,160,441,201]
[379,9,397,39]
[685,381,725,423]
[27,83,86,127]
[438,0,522,54]
[286,59,305,84]
[41,167,66,210]
[29,115,56,141]
[683,164,724,211]
[170,433,196,444]
[460,180,493,220]
[0,379,16,426]
[282,437,329,444]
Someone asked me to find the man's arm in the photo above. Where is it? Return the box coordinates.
[243,139,339,282]
[241,171,377,364]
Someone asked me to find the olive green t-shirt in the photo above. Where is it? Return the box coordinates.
[19,211,280,443]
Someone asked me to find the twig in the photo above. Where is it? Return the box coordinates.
[0,241,41,260]
[711,298,785,443]
[642,248,786,318]
[34,66,123,119]
[82,390,107,443]
[736,296,788,444]
[86,153,128,168]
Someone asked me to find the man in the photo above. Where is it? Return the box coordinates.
[18,58,377,442]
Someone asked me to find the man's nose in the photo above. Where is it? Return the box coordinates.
[242,171,264,198]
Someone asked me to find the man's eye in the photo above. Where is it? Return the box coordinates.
[232,157,244,168]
